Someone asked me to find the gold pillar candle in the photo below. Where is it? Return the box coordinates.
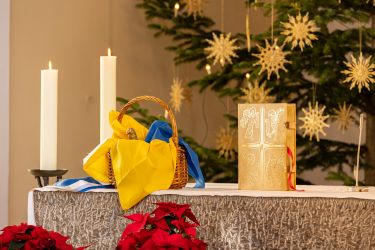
[238,103,296,191]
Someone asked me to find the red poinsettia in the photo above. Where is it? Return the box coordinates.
[0,223,87,250]
[117,202,207,250]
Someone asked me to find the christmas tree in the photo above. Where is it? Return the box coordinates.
[127,0,375,185]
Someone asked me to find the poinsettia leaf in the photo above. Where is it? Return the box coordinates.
[25,228,33,235]
[153,218,170,231]
[117,233,138,250]
[184,227,197,238]
[138,237,156,249]
[191,238,207,250]
[152,208,170,221]
[123,213,150,236]
[154,203,191,218]
[183,209,200,225]
[125,213,147,222]
[9,241,24,250]
[75,245,90,250]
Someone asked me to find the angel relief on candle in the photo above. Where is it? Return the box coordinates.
[239,107,259,140]
[265,108,285,141]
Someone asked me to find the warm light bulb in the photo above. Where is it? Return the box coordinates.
[205,64,211,75]
[245,73,250,80]
[174,3,180,10]
[48,61,52,70]
[108,48,111,56]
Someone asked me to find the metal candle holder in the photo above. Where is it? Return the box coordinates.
[28,169,68,187]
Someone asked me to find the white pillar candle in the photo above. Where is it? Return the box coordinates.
[40,61,58,170]
[100,48,116,142]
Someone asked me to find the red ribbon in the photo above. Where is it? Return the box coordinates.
[287,147,304,192]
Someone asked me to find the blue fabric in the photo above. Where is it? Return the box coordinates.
[145,120,205,188]
[55,176,113,192]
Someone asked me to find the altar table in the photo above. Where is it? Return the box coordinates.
[28,183,375,249]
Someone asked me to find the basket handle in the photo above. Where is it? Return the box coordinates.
[118,96,179,146]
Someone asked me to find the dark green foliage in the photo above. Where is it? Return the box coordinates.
[132,0,375,184]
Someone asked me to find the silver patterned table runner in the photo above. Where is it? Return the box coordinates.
[32,191,375,249]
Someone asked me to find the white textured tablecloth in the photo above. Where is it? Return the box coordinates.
[28,183,375,225]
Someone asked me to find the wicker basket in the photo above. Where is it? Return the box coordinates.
[108,95,188,189]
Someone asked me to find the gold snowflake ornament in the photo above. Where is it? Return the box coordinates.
[341,53,375,93]
[205,33,240,67]
[299,102,330,141]
[281,12,319,51]
[333,102,354,132]
[253,39,291,80]
[182,0,205,19]
[240,80,274,103]
[169,77,185,112]
[216,127,236,160]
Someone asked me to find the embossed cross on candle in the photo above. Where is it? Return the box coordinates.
[238,104,296,190]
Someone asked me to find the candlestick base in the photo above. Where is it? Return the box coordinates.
[28,169,68,188]
[347,186,369,192]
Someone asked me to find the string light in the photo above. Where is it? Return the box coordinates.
[205,64,212,74]
[174,2,180,17]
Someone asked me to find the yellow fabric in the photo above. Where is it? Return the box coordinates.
[83,111,176,209]
[109,111,148,140]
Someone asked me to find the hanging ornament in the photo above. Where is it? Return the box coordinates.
[245,5,251,52]
[205,33,239,67]
[240,79,274,103]
[216,127,236,160]
[341,53,375,93]
[181,0,205,19]
[253,39,291,80]
[333,102,354,132]
[299,102,330,142]
[169,77,185,112]
[281,12,319,51]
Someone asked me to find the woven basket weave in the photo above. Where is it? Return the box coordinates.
[108,95,188,189]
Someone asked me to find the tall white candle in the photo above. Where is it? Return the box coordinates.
[100,48,117,142]
[40,61,58,170]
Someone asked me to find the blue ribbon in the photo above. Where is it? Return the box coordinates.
[145,120,205,188]
[55,177,113,192]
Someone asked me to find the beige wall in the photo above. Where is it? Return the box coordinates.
[10,0,108,224]
[9,0,361,224]
[0,0,10,229]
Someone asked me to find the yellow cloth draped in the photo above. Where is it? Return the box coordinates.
[83,111,176,209]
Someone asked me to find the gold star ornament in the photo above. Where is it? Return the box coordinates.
[299,102,330,141]
[281,12,319,51]
[182,0,205,18]
[169,77,185,112]
[253,39,291,80]
[216,127,236,160]
[333,102,354,132]
[205,33,239,67]
[240,79,274,103]
[341,53,375,93]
